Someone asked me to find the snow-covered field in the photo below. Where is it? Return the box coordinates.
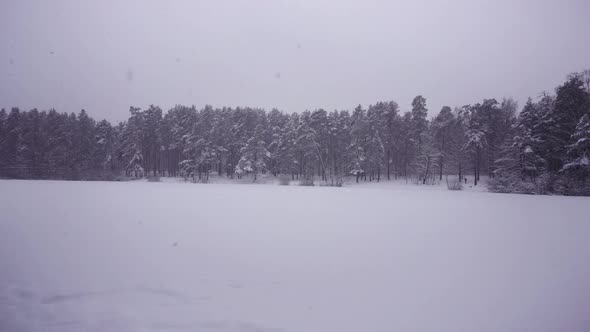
[1,179,590,332]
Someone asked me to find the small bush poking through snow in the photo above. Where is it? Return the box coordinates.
[447,181,463,191]
[488,173,590,196]
[299,178,315,186]
[446,176,463,191]
[488,175,536,194]
[278,175,291,186]
[319,181,342,187]
[147,176,161,182]
[320,176,344,187]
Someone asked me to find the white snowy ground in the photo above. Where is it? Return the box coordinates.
[1,180,590,332]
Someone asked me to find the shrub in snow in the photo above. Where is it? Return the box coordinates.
[489,173,590,196]
[319,181,343,187]
[544,174,590,196]
[487,173,551,195]
[147,176,161,182]
[488,175,535,194]
[278,175,290,186]
[299,178,315,186]
[114,174,135,182]
[319,175,343,187]
[446,176,463,191]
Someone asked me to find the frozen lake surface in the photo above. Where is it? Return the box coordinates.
[1,179,589,332]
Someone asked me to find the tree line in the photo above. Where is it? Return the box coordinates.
[1,70,589,194]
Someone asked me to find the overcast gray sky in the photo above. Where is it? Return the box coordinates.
[1,0,589,122]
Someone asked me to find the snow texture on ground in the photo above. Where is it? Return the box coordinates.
[1,179,590,332]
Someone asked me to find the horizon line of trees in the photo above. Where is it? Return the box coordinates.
[1,70,589,194]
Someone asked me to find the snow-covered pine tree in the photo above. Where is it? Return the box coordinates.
[462,128,486,185]
[375,101,400,180]
[348,105,368,182]
[411,95,429,156]
[142,105,163,176]
[325,110,351,181]
[431,106,454,180]
[309,109,330,180]
[562,114,590,177]
[276,113,299,178]
[397,111,414,178]
[180,108,219,182]
[94,119,115,175]
[294,113,319,180]
[120,107,145,178]
[235,125,270,181]
[0,109,7,173]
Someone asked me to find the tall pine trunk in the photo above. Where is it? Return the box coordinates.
[387,150,391,180]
